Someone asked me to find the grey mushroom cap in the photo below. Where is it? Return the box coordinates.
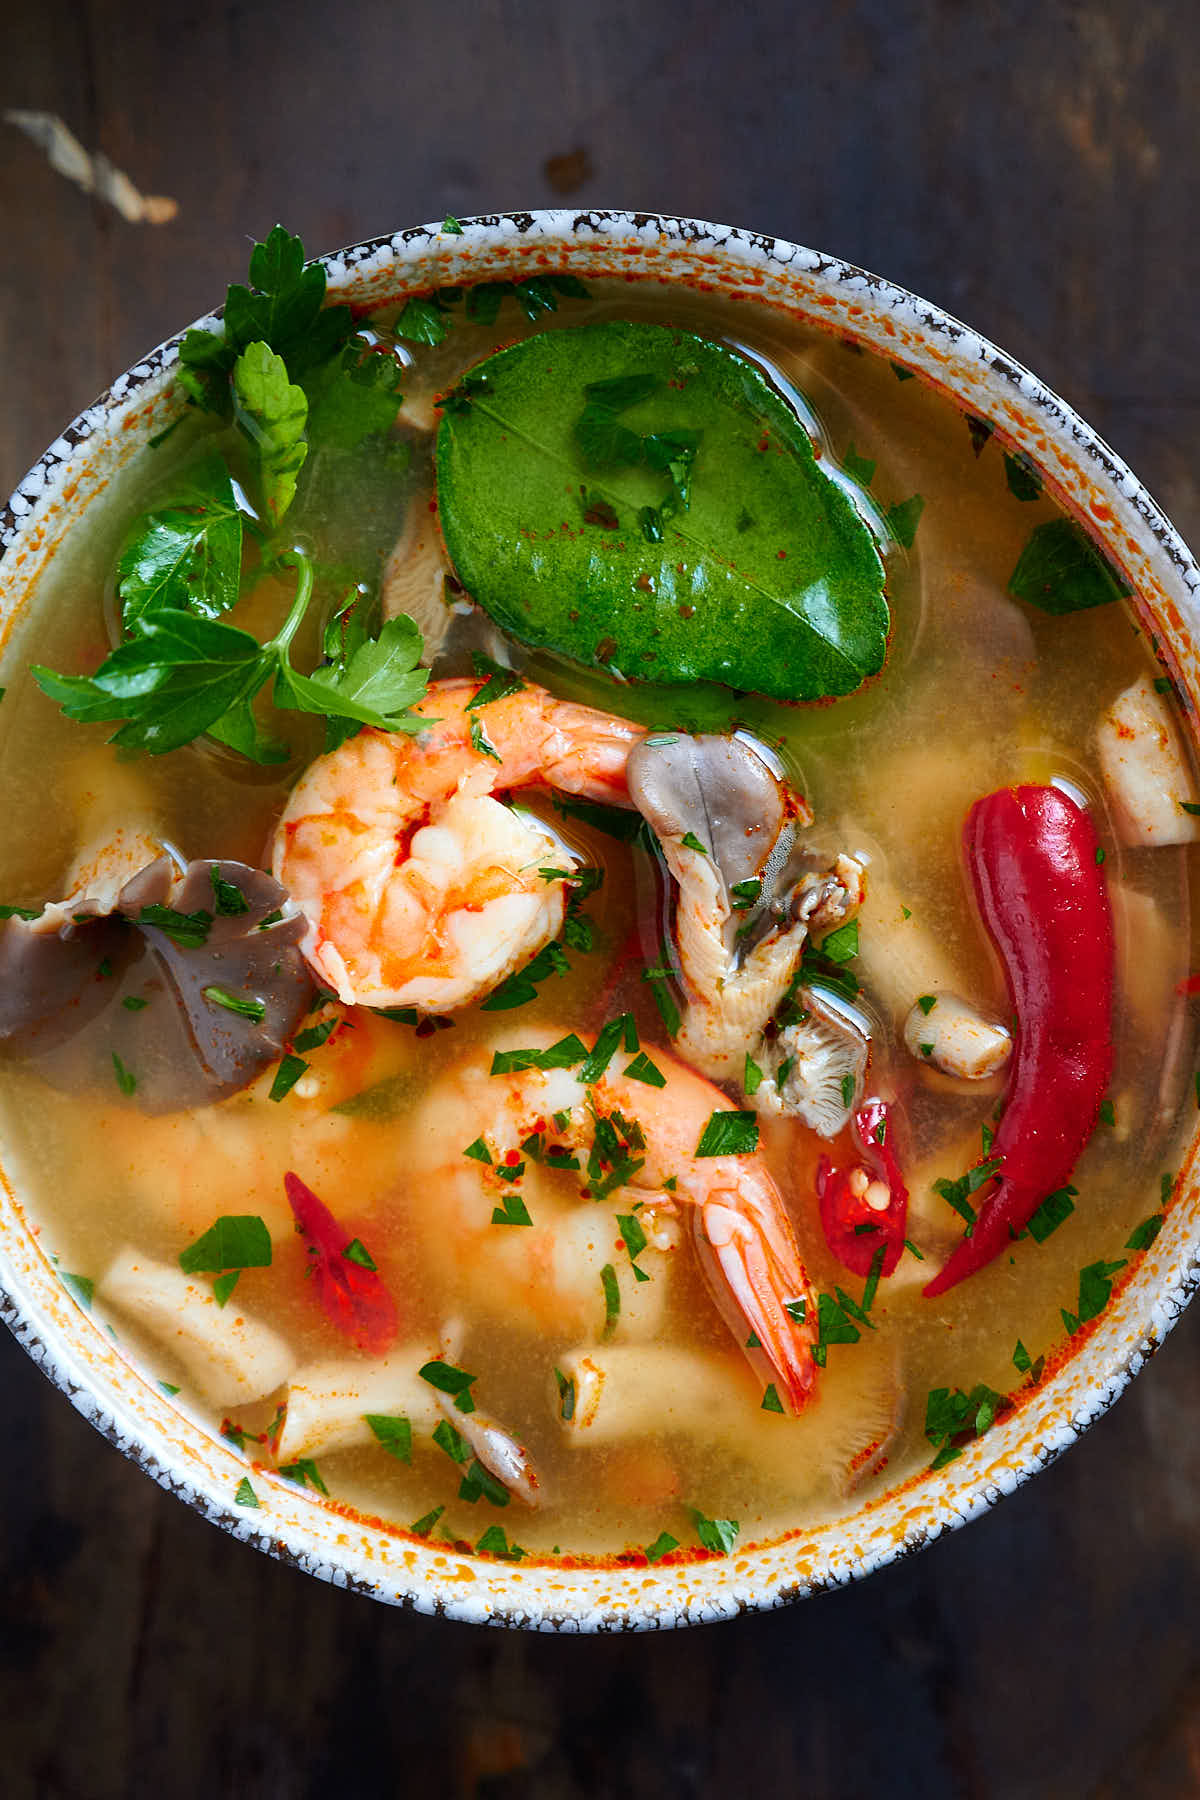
[627,733,788,891]
[0,858,313,1112]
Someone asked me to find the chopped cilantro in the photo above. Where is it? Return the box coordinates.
[600,1262,621,1338]
[419,1360,478,1413]
[744,1054,763,1096]
[269,1053,308,1101]
[292,1014,342,1054]
[432,1418,473,1463]
[481,940,571,1011]
[1095,846,1106,865]
[234,1477,259,1508]
[1064,1257,1127,1330]
[203,984,267,1023]
[179,1215,272,1274]
[475,1524,527,1560]
[342,1237,377,1269]
[761,1383,785,1414]
[690,1508,739,1554]
[459,1459,511,1507]
[491,1190,533,1227]
[441,215,464,234]
[1098,1098,1116,1126]
[121,995,149,1012]
[579,1017,627,1084]
[463,1137,492,1164]
[680,831,708,855]
[60,1271,94,1310]
[730,877,762,911]
[903,1238,925,1261]
[861,1242,887,1314]
[1126,1213,1165,1252]
[469,717,502,763]
[695,1111,759,1157]
[924,1381,1006,1468]
[111,1052,137,1096]
[490,1034,586,1075]
[158,1382,180,1398]
[916,994,937,1015]
[623,1051,666,1088]
[365,1413,412,1462]
[135,904,212,948]
[645,1531,678,1563]
[209,865,250,915]
[616,1211,651,1282]
[818,918,860,964]
[554,1366,576,1421]
[840,1071,854,1108]
[410,1505,445,1537]
[1025,1186,1077,1243]
[212,1270,240,1307]
[1012,1339,1033,1374]
[278,1458,328,1495]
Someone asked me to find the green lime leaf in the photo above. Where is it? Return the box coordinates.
[1009,518,1130,615]
[116,452,244,625]
[232,340,309,522]
[436,321,887,699]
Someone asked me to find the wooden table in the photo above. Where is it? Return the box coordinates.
[2,3,1198,1794]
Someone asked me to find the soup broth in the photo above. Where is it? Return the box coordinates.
[0,265,1194,1566]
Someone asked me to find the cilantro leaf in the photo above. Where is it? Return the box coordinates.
[645,1531,678,1563]
[179,1215,272,1274]
[418,1359,478,1413]
[302,342,405,452]
[275,613,427,731]
[116,453,243,626]
[232,341,309,522]
[690,1508,739,1554]
[695,1110,759,1157]
[1009,518,1130,615]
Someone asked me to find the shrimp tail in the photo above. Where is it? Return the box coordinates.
[692,1195,817,1413]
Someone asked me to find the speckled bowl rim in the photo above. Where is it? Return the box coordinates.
[1,209,1198,1631]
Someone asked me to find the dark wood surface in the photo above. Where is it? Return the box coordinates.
[3,3,1200,1795]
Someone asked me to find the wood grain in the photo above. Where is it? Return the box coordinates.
[2,2,1199,1794]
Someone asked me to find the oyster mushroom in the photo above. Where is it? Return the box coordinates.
[274,1344,442,1465]
[758,985,872,1136]
[628,733,864,1094]
[0,857,313,1111]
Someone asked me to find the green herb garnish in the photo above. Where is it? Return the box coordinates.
[418,1360,478,1413]
[202,985,267,1024]
[695,1111,759,1157]
[179,1215,272,1275]
[1009,517,1130,615]
[690,1508,739,1554]
[364,1414,412,1462]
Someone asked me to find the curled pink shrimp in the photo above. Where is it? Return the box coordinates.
[271,677,644,1011]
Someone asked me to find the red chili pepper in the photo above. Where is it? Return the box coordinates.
[923,785,1114,1297]
[284,1171,398,1354]
[817,1098,908,1279]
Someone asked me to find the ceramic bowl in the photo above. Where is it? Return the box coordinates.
[1,210,1197,1630]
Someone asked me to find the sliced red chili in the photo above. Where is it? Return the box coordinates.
[817,1098,908,1279]
[284,1170,398,1354]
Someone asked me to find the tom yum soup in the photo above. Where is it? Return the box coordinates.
[0,226,1195,1568]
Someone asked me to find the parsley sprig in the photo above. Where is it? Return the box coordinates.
[32,228,428,763]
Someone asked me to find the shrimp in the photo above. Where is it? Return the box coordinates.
[271,677,644,1012]
[404,1031,819,1412]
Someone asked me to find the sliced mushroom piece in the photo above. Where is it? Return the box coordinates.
[1095,674,1200,847]
[274,1345,441,1465]
[902,992,1012,1080]
[100,1248,295,1407]
[556,1341,902,1500]
[756,985,871,1135]
[432,1392,542,1508]
[381,489,454,656]
[0,857,314,1111]
[628,734,864,1089]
